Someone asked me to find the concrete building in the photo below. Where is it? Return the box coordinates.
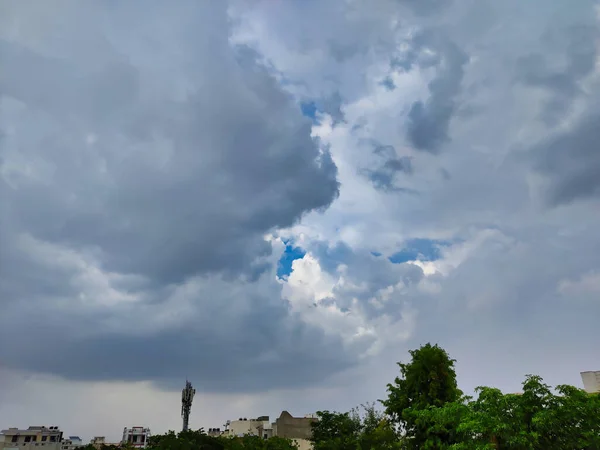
[60,437,83,450]
[222,417,270,438]
[89,437,105,449]
[220,411,316,449]
[271,411,316,450]
[206,429,222,438]
[581,371,600,393]
[0,426,63,450]
[121,427,150,448]
[272,411,315,441]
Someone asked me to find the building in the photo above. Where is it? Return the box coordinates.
[272,411,315,441]
[206,429,222,438]
[581,371,600,393]
[0,426,63,450]
[121,427,150,448]
[89,437,105,450]
[60,437,83,450]
[271,411,316,450]
[222,417,270,438]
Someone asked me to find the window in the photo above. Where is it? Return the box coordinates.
[12,436,19,443]
[25,436,32,443]
[42,436,47,442]
[32,436,37,442]
[50,436,56,443]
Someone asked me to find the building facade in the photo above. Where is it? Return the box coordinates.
[121,427,150,448]
[0,426,63,450]
[272,411,315,441]
[581,371,600,393]
[222,417,270,438]
[60,437,83,450]
[206,429,222,438]
[221,411,316,449]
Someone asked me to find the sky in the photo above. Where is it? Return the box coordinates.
[1,0,599,442]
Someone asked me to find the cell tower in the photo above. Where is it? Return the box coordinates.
[181,379,196,432]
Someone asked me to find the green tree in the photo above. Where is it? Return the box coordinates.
[453,375,600,450]
[311,404,401,450]
[147,429,298,450]
[357,403,402,450]
[382,343,462,449]
[310,409,362,450]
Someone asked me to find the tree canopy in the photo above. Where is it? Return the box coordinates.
[146,429,298,450]
[382,342,462,448]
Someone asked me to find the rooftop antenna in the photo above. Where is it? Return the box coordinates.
[181,379,196,432]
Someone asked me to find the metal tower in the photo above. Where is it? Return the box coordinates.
[181,379,196,432]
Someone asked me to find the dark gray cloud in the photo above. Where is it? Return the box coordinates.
[361,144,414,192]
[0,282,352,392]
[530,110,600,206]
[0,0,343,389]
[406,37,469,153]
[515,24,599,125]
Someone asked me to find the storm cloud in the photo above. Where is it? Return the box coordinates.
[1,0,599,440]
[0,0,342,388]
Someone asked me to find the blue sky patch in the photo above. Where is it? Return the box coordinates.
[277,243,306,278]
[300,101,320,125]
[388,238,450,264]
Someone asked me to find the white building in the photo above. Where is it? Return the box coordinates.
[581,371,600,393]
[0,426,63,450]
[222,417,270,438]
[122,427,151,448]
[61,437,83,450]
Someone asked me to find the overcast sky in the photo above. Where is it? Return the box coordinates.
[1,0,599,442]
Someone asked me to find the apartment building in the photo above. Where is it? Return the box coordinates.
[581,371,600,393]
[206,428,222,437]
[0,426,63,450]
[222,417,270,438]
[121,427,150,448]
[60,437,83,450]
[221,411,316,449]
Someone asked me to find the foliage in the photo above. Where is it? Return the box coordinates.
[147,429,297,450]
[310,403,401,450]
[414,374,600,450]
[382,343,462,449]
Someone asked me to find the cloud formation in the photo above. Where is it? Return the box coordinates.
[0,0,344,389]
[1,0,599,440]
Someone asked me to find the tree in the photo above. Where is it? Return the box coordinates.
[413,374,600,450]
[147,429,298,450]
[357,403,402,450]
[382,343,462,449]
[310,409,362,450]
[453,375,600,450]
[311,404,401,450]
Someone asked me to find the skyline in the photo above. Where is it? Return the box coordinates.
[1,369,595,442]
[1,0,599,443]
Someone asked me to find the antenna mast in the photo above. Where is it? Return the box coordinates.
[181,379,196,432]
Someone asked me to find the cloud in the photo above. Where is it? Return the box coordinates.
[0,0,343,389]
[361,143,414,192]
[1,0,600,440]
[515,23,599,125]
[529,110,600,206]
[405,36,469,153]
